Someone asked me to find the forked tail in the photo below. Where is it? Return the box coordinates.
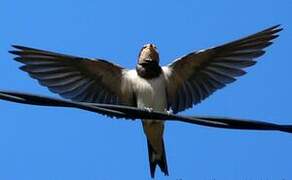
[147,138,169,178]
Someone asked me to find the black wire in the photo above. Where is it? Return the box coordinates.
[1,90,292,133]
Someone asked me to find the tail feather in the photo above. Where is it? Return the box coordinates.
[147,139,169,178]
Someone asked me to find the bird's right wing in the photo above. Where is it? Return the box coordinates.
[163,25,282,113]
[10,45,135,106]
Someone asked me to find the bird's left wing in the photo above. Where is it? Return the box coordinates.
[163,25,282,113]
[10,45,135,106]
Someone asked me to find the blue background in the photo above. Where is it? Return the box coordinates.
[1,0,292,179]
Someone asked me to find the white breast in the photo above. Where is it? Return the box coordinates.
[124,70,167,111]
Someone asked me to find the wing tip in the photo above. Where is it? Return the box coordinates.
[11,44,22,49]
[11,44,32,51]
[268,24,282,30]
[266,24,283,34]
[9,50,17,55]
[10,45,32,56]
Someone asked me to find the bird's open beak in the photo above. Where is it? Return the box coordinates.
[144,58,153,63]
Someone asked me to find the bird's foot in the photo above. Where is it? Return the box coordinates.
[144,107,153,112]
[165,109,173,115]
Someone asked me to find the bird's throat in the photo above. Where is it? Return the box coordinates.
[136,63,162,79]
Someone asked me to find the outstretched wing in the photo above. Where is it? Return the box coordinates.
[10,45,135,106]
[163,25,282,113]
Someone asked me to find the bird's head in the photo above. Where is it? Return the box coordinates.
[138,44,160,65]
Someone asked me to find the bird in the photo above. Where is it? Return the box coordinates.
[9,25,282,178]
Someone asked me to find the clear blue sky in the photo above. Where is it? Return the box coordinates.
[1,0,292,179]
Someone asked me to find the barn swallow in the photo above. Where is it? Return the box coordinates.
[9,25,282,178]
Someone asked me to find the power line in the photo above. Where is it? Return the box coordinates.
[1,90,291,133]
